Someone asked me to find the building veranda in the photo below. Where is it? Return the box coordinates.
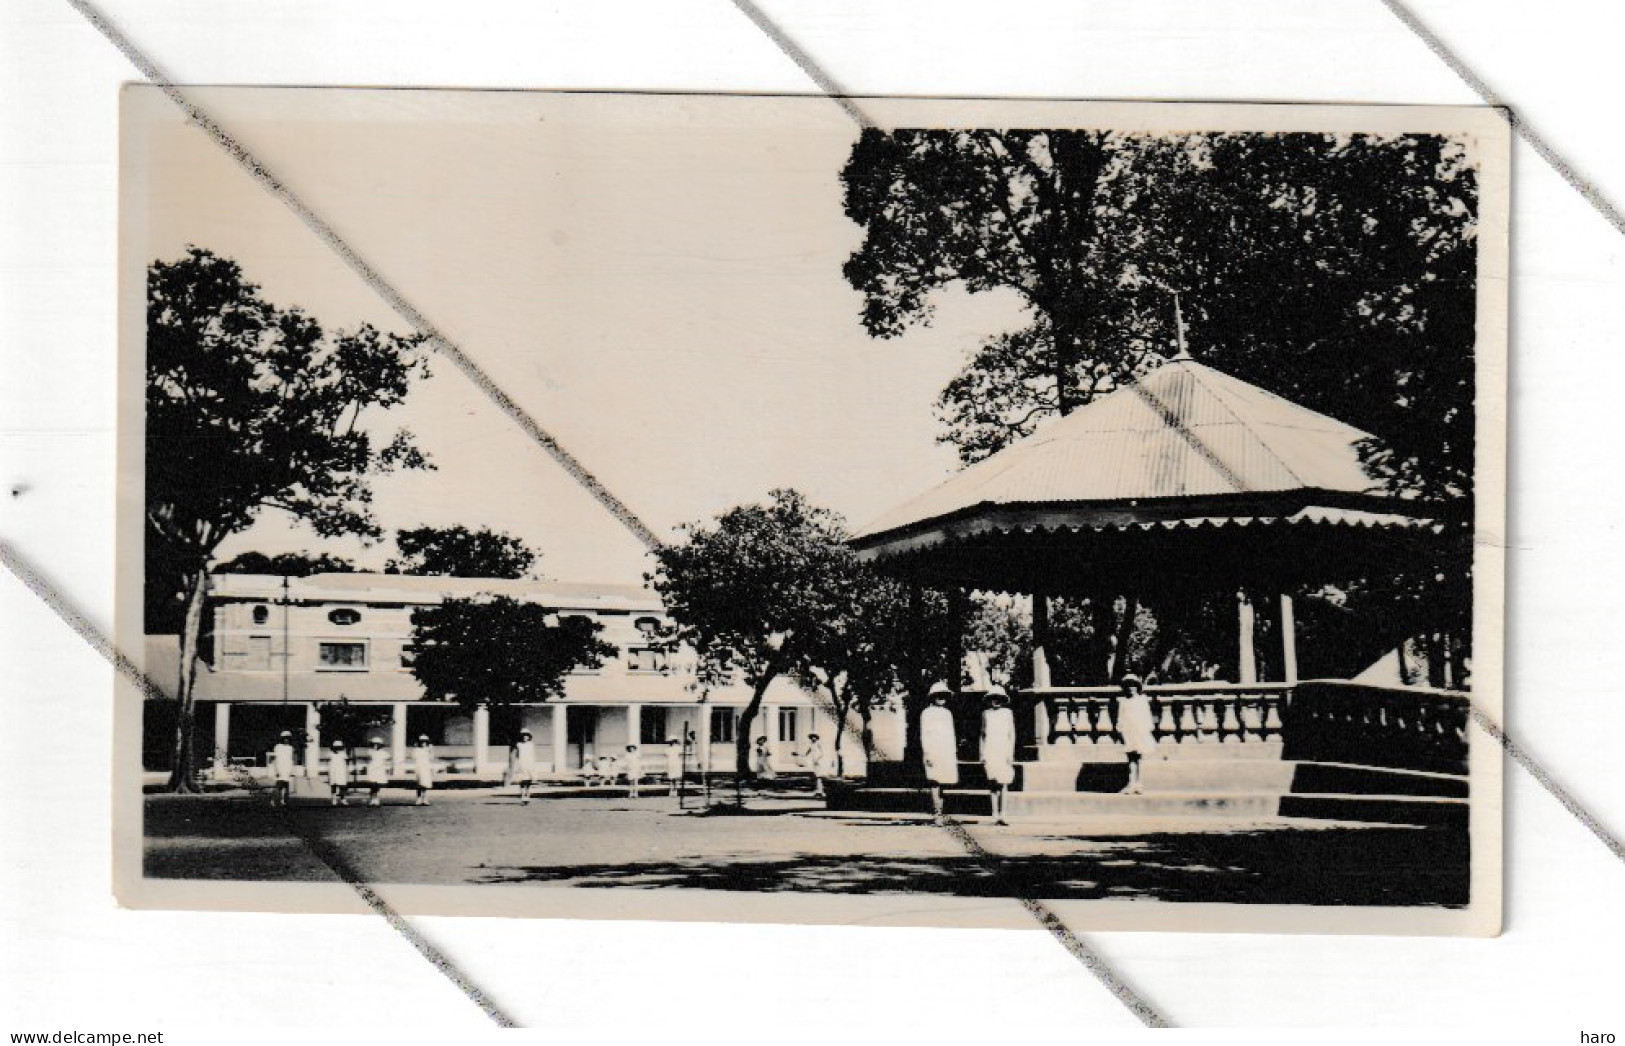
[142,572,857,786]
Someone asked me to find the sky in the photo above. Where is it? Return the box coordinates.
[128,87,1029,585]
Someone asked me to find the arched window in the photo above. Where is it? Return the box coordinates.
[252,605,269,625]
[328,607,362,626]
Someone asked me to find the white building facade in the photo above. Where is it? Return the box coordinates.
[144,572,860,780]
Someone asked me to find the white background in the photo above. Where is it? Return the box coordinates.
[3,0,1624,1039]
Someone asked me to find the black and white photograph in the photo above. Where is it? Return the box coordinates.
[114,88,1507,935]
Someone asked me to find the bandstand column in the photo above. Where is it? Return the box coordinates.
[1237,590,1258,684]
[1279,593,1299,684]
[551,704,569,773]
[1031,590,1053,743]
[303,704,321,778]
[391,703,409,771]
[472,703,491,775]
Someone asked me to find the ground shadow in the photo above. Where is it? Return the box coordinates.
[472,827,1469,906]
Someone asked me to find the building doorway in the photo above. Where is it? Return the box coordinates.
[567,707,599,769]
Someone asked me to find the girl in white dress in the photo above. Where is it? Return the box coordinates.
[980,688,1017,825]
[920,682,958,816]
[623,744,642,799]
[510,730,537,805]
[364,737,390,807]
[1115,675,1159,795]
[752,737,777,781]
[797,734,828,798]
[327,739,351,806]
[665,738,684,797]
[412,735,436,806]
[270,731,295,807]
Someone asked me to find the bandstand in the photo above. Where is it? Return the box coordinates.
[841,351,1474,824]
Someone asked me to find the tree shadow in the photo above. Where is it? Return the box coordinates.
[472,826,1469,906]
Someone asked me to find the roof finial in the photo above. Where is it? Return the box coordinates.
[1172,292,1192,360]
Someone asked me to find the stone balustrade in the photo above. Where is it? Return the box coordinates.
[1033,683,1293,747]
[1017,680,1469,775]
[1280,680,1469,775]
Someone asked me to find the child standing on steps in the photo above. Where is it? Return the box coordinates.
[1116,675,1159,795]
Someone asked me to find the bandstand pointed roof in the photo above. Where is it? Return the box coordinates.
[851,354,1447,595]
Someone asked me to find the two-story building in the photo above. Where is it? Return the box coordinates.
[143,571,861,781]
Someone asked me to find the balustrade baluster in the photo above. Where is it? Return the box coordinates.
[1177,699,1198,743]
[1263,695,1283,739]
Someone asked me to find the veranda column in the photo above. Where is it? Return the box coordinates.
[551,704,569,774]
[1237,590,1258,684]
[697,704,712,774]
[304,703,321,779]
[1279,593,1299,684]
[211,702,232,780]
[391,703,409,771]
[626,703,642,754]
[472,703,492,775]
[1032,591,1053,744]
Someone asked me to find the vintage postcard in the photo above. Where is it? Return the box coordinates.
[115,88,1508,935]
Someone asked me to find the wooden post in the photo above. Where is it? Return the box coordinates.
[303,703,321,779]
[1279,593,1298,684]
[1237,589,1257,684]
[472,703,491,775]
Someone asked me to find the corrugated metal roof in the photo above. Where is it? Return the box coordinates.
[855,357,1387,540]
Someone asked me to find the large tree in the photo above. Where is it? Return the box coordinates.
[840,128,1478,500]
[408,597,616,708]
[648,489,854,781]
[147,247,431,791]
[386,524,539,578]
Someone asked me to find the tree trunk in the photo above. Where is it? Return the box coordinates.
[166,564,211,792]
[733,674,775,788]
[827,681,848,778]
[858,706,874,772]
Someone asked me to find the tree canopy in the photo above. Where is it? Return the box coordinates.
[146,246,431,789]
[408,596,616,709]
[214,550,359,577]
[648,489,856,779]
[387,524,539,579]
[840,129,1478,501]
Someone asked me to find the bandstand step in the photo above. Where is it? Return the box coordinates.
[1020,759,1297,793]
[1036,742,1285,763]
[1006,790,1281,819]
[1278,794,1469,827]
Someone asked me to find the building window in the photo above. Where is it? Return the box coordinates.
[252,604,269,625]
[777,707,798,743]
[243,635,272,672]
[328,608,362,626]
[627,647,670,674]
[640,707,668,745]
[317,641,368,671]
[709,707,736,745]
